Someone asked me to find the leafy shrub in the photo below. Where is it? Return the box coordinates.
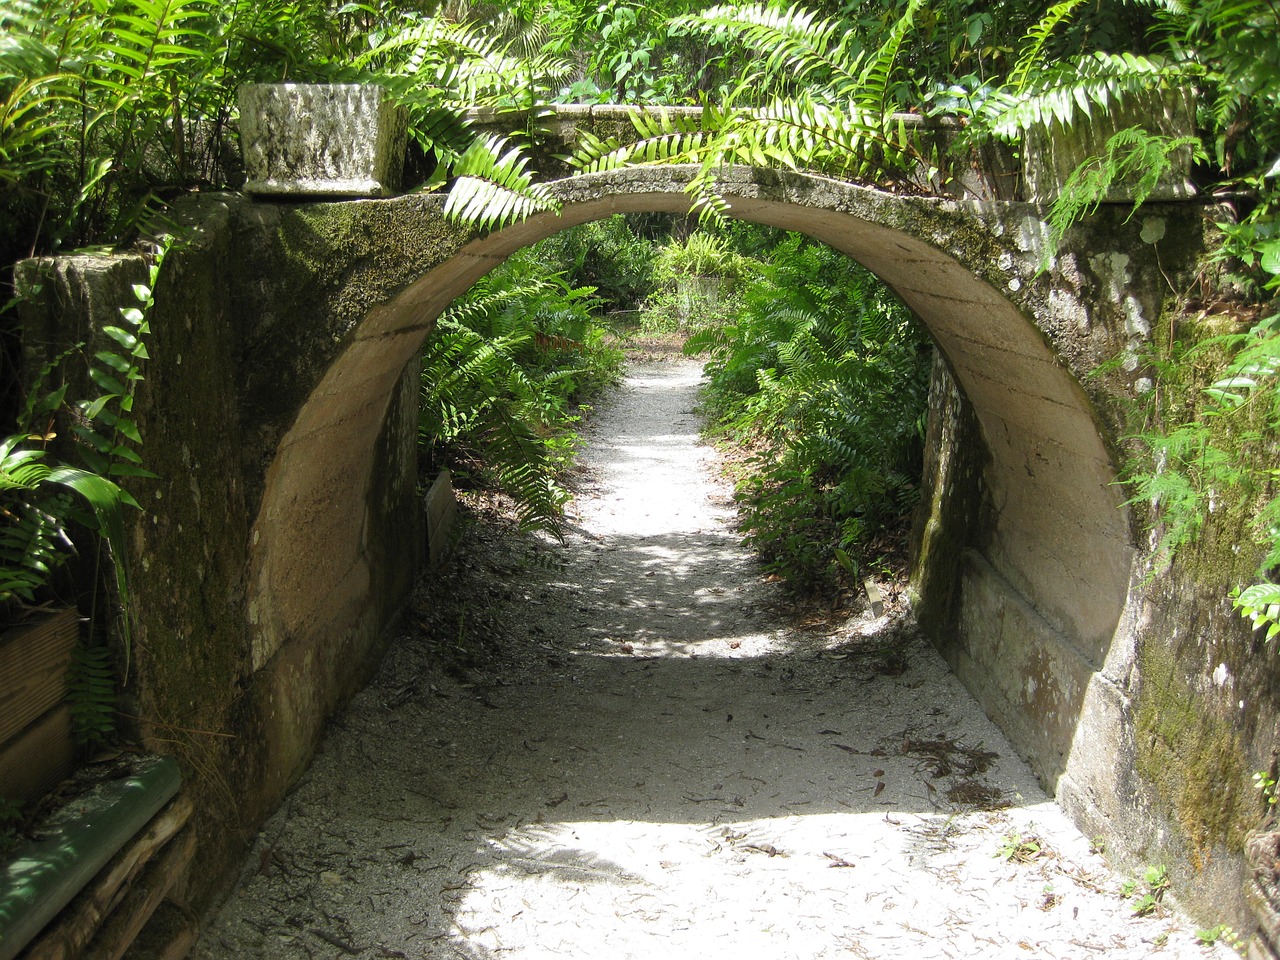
[535,216,657,313]
[691,232,930,596]
[421,241,622,534]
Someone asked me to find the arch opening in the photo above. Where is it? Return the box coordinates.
[246,166,1133,788]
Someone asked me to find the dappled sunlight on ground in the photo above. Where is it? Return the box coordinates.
[192,361,1229,960]
[455,804,1147,960]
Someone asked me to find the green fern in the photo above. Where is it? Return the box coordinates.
[1008,0,1090,93]
[1043,126,1205,261]
[443,133,559,230]
[982,51,1192,142]
[671,3,863,98]
[568,3,926,215]
[420,243,620,535]
[67,640,116,747]
[693,230,928,594]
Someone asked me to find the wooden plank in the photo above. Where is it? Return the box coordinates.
[0,706,75,806]
[86,827,195,960]
[0,609,80,745]
[115,901,197,960]
[23,795,194,960]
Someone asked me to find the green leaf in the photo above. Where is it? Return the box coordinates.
[102,326,138,350]
[80,395,118,420]
[1260,241,1280,276]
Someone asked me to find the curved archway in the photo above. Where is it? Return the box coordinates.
[246,165,1133,783]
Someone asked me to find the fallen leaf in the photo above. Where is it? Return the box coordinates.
[546,792,568,807]
[872,768,885,778]
[873,781,886,797]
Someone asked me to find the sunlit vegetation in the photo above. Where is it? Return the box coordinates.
[2,0,1277,615]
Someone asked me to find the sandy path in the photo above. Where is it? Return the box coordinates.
[192,360,1228,959]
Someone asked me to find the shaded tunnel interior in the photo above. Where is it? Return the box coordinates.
[246,172,1134,793]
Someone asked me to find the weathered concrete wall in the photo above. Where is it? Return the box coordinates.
[16,194,467,909]
[18,162,1269,932]
[906,211,1275,929]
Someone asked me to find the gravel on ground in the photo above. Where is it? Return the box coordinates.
[192,359,1233,960]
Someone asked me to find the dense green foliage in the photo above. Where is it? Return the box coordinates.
[420,234,623,535]
[683,228,930,595]
[0,1,575,260]
[534,214,659,313]
[2,0,1277,634]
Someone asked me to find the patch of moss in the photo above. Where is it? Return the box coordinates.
[235,197,473,434]
[1136,634,1252,863]
[909,357,987,635]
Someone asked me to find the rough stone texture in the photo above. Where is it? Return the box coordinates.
[239,84,408,197]
[17,160,1258,932]
[908,354,986,631]
[1021,87,1198,203]
[1052,516,1280,934]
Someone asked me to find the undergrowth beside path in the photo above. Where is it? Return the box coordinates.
[193,359,1232,960]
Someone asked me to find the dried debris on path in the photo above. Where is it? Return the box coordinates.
[193,360,1232,960]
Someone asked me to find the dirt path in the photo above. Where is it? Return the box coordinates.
[193,360,1229,960]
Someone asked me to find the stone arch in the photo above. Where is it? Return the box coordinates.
[246,165,1135,782]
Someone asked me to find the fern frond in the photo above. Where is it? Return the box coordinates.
[68,642,116,746]
[855,0,923,115]
[569,107,713,174]
[987,51,1192,139]
[1010,0,1089,92]
[568,3,923,207]
[672,3,862,98]
[1046,126,1205,256]
[443,133,559,230]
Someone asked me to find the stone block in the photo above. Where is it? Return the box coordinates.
[239,84,407,197]
[1021,86,1197,203]
[424,469,457,567]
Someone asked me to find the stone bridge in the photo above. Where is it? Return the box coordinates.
[18,93,1249,925]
